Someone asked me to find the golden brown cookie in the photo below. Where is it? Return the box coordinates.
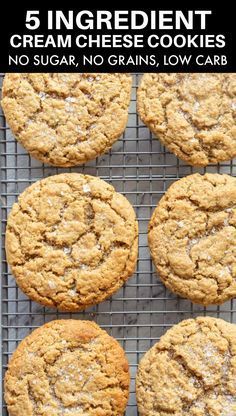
[137,73,236,166]
[136,316,236,416]
[6,173,138,311]
[5,319,130,416]
[1,73,132,166]
[148,173,236,305]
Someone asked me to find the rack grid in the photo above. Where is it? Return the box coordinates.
[0,73,236,415]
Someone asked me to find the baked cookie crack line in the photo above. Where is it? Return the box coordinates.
[156,347,231,412]
[25,283,58,307]
[6,173,138,311]
[10,194,130,264]
[17,75,127,147]
[2,73,132,166]
[138,74,236,166]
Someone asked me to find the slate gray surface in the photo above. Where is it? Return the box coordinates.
[0,73,236,415]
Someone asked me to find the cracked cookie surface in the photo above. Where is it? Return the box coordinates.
[148,173,236,305]
[5,319,130,416]
[137,73,236,166]
[1,73,132,166]
[136,316,236,416]
[6,173,138,311]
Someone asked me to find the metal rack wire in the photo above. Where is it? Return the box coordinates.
[0,73,236,415]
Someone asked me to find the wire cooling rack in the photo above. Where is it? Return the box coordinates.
[0,73,236,415]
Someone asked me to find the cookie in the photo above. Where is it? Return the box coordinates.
[136,316,236,416]
[5,319,130,416]
[6,173,138,311]
[137,73,236,166]
[148,173,236,305]
[1,73,132,166]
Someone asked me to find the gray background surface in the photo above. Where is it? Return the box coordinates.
[1,73,236,415]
